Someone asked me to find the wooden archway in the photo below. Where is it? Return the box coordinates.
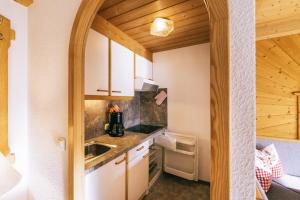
[68,0,230,200]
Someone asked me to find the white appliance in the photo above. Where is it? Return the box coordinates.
[158,132,198,181]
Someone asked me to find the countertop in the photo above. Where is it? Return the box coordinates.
[85,127,165,172]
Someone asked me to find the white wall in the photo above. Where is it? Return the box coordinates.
[27,0,81,199]
[0,1,28,199]
[153,43,210,181]
[229,0,256,199]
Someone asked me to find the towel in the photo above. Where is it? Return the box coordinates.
[155,134,176,151]
[155,90,167,105]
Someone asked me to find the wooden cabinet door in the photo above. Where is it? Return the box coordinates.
[111,41,134,97]
[128,150,149,200]
[85,154,126,200]
[135,54,153,80]
[85,29,109,96]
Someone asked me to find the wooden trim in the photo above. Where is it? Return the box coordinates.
[14,0,33,7]
[0,15,15,156]
[68,1,106,200]
[69,0,230,199]
[85,95,133,100]
[256,187,263,200]
[92,15,153,61]
[257,135,300,143]
[205,1,230,200]
[292,91,300,140]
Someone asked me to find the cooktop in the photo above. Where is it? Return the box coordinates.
[126,124,163,134]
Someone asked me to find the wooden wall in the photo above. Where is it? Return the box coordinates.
[256,34,300,140]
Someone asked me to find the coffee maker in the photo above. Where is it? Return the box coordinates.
[107,112,124,137]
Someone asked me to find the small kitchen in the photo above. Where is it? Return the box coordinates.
[83,1,211,200]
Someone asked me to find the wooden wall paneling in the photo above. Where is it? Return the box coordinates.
[257,91,296,106]
[256,36,300,140]
[0,15,15,156]
[256,123,297,139]
[256,0,300,40]
[117,1,207,31]
[92,15,153,61]
[14,0,33,7]
[257,40,300,80]
[256,114,296,129]
[273,35,300,65]
[256,15,300,40]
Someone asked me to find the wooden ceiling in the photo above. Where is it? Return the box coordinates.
[97,0,209,52]
[256,0,300,40]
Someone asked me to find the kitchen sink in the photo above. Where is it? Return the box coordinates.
[85,141,117,161]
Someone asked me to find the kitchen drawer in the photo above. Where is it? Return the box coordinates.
[128,140,150,162]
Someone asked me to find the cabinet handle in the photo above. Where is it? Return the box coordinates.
[136,146,144,152]
[112,90,122,93]
[97,89,108,92]
[115,156,126,165]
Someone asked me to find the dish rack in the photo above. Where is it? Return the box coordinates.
[148,144,162,188]
[163,132,198,181]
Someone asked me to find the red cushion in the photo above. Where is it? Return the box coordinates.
[256,149,273,192]
[261,144,284,178]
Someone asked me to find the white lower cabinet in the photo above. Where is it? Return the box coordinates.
[128,150,149,200]
[85,154,126,200]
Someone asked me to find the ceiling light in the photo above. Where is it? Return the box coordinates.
[150,18,174,37]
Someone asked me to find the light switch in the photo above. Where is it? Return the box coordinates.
[57,137,66,151]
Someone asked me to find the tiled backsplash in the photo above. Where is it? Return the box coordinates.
[85,89,167,140]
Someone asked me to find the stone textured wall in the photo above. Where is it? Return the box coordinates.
[85,90,167,140]
[229,0,256,199]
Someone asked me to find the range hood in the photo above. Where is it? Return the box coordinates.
[135,77,159,92]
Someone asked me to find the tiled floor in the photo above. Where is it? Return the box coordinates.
[143,173,210,200]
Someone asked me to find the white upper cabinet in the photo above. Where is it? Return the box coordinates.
[111,40,134,97]
[85,29,109,96]
[135,54,153,80]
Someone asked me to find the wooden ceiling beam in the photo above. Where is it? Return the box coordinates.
[117,1,206,31]
[92,15,153,61]
[14,0,33,7]
[143,28,209,47]
[146,33,208,48]
[150,35,209,52]
[256,15,300,41]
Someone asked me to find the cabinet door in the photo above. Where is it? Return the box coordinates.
[111,41,134,97]
[135,54,153,80]
[128,150,149,200]
[85,154,126,200]
[85,29,109,96]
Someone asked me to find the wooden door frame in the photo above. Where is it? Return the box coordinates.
[68,0,230,199]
